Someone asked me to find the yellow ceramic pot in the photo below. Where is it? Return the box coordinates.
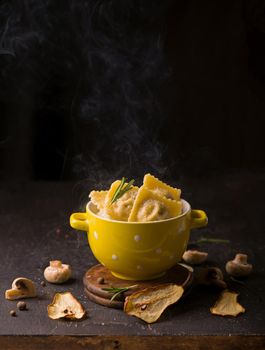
[70,200,207,280]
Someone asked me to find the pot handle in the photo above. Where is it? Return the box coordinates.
[70,213,89,232]
[190,209,208,229]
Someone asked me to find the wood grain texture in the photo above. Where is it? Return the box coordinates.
[83,263,192,308]
[0,335,265,350]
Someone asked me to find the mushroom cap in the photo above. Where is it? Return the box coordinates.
[225,254,253,277]
[225,260,253,277]
[44,261,72,284]
[182,250,208,265]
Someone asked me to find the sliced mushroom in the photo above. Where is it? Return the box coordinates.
[5,277,37,300]
[44,260,72,284]
[182,250,208,265]
[225,254,253,277]
[210,290,245,317]
[195,267,227,289]
[47,292,86,320]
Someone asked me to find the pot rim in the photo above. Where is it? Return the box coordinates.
[86,198,191,225]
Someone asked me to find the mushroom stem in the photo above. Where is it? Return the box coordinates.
[233,254,248,265]
[50,260,63,268]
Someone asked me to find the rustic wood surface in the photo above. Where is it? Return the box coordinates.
[0,335,265,350]
[0,170,264,349]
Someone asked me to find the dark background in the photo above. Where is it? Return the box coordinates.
[0,0,264,184]
[0,2,265,342]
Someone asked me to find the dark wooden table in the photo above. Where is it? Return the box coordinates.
[0,171,265,349]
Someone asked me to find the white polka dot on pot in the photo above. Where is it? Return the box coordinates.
[136,265,143,270]
[112,254,118,261]
[155,248,162,254]
[134,234,141,242]
[93,231,99,240]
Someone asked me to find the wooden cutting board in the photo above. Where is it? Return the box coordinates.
[83,264,193,309]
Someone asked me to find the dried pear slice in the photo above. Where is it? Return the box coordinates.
[47,292,86,320]
[210,290,245,317]
[89,190,108,210]
[143,173,181,200]
[124,284,184,323]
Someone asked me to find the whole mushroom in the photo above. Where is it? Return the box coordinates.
[195,267,227,289]
[44,260,72,284]
[5,278,37,300]
[182,250,208,265]
[225,253,253,277]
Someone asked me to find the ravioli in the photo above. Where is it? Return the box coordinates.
[89,174,183,222]
[128,186,182,222]
[143,173,181,201]
[89,190,108,210]
[104,180,139,221]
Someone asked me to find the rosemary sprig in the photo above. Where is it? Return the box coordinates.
[196,237,230,244]
[102,284,138,301]
[110,177,135,204]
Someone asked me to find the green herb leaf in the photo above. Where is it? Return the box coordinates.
[102,284,138,301]
[110,177,135,204]
[196,237,230,244]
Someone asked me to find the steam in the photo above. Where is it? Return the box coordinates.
[0,0,173,184]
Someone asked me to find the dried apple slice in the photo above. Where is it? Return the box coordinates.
[47,292,86,320]
[124,284,184,323]
[210,290,245,317]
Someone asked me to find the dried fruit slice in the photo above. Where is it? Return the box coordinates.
[47,292,86,320]
[124,284,184,323]
[210,290,245,317]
